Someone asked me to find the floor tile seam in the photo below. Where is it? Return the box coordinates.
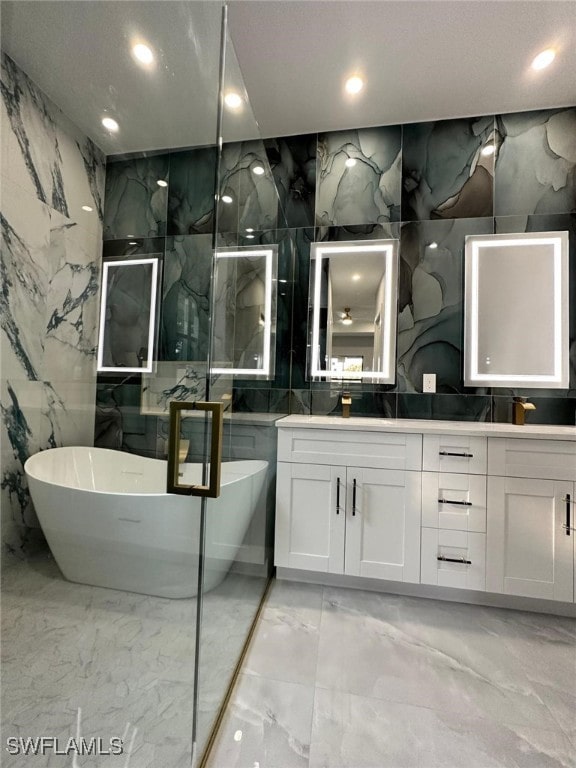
[240,666,318,695]
[310,681,567,732]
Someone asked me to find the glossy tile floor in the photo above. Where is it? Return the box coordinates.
[1,552,265,767]
[206,580,576,768]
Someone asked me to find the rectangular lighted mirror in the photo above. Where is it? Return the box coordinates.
[211,245,277,379]
[464,231,569,388]
[309,239,399,382]
[97,257,160,373]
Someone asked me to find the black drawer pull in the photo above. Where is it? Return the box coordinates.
[438,498,472,506]
[437,555,472,565]
[336,477,341,515]
[352,478,357,516]
[566,493,571,537]
[439,451,473,458]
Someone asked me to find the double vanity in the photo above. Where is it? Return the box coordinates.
[274,416,576,616]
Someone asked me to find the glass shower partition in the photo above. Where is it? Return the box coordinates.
[192,12,291,763]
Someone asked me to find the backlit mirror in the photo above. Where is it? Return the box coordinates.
[464,231,569,388]
[309,239,399,382]
[211,245,277,378]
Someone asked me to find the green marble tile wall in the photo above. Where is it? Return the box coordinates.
[97,106,576,455]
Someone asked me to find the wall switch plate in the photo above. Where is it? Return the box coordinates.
[423,373,436,393]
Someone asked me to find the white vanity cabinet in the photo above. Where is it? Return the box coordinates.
[486,439,576,602]
[275,428,422,582]
[275,418,576,615]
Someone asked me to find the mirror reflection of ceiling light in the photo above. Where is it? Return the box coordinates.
[246,234,255,239]
[428,242,438,249]
[252,165,265,176]
[345,75,364,94]
[224,92,242,109]
[102,117,119,132]
[481,144,495,157]
[246,228,254,233]
[156,179,168,187]
[221,194,233,204]
[341,307,353,325]
[345,157,357,168]
[81,205,93,212]
[129,241,138,246]
[531,48,556,70]
[132,43,154,66]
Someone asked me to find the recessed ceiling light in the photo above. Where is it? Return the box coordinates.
[246,234,255,239]
[81,205,93,212]
[224,92,242,109]
[245,228,254,233]
[132,43,154,66]
[102,117,119,133]
[128,241,138,246]
[429,242,438,249]
[345,158,357,168]
[156,179,168,187]
[221,195,233,204]
[352,273,360,281]
[345,75,364,95]
[481,144,495,157]
[252,165,265,176]
[531,48,555,70]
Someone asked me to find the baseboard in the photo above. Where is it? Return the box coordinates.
[276,567,576,618]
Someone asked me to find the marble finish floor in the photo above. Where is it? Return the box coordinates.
[206,580,576,768]
[1,552,266,767]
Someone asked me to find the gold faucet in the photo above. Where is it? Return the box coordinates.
[341,391,352,418]
[512,398,536,426]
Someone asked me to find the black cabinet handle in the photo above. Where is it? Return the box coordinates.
[439,451,473,458]
[437,555,472,565]
[336,477,341,515]
[352,478,357,516]
[566,493,571,537]
[438,498,472,506]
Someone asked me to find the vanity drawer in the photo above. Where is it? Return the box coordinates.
[277,428,422,470]
[423,435,487,475]
[422,472,486,532]
[488,438,576,481]
[421,528,486,591]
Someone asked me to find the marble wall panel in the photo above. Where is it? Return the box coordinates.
[219,141,278,234]
[1,55,104,556]
[161,235,212,362]
[103,154,169,240]
[316,126,402,226]
[397,217,494,393]
[1,53,104,236]
[265,134,317,228]
[167,147,217,235]
[494,108,576,216]
[402,116,495,221]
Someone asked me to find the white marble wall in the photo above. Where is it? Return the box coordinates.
[0,53,105,558]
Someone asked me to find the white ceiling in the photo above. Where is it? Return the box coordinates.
[1,0,575,155]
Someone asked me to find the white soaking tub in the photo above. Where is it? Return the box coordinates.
[24,447,268,598]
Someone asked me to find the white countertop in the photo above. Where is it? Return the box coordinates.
[275,415,576,441]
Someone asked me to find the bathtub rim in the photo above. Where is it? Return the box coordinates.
[24,446,268,498]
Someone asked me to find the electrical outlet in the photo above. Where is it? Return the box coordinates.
[423,373,436,393]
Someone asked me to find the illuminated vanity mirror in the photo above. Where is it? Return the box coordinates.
[309,239,399,382]
[464,231,569,388]
[211,245,277,379]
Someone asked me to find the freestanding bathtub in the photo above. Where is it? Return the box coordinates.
[24,447,268,598]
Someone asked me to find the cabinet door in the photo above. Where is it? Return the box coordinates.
[487,477,573,602]
[275,462,345,573]
[345,468,421,583]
